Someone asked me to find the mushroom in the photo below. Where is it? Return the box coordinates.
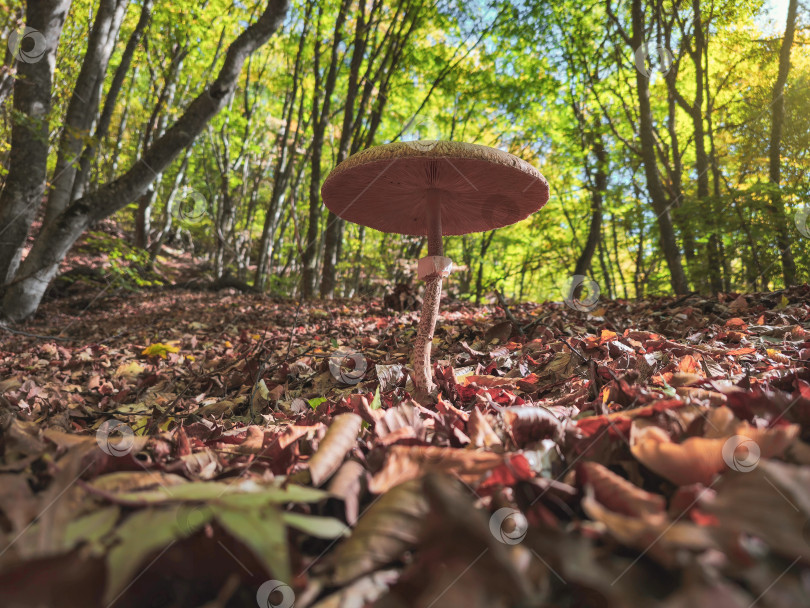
[321,141,549,398]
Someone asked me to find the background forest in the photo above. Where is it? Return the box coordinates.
[0,0,808,319]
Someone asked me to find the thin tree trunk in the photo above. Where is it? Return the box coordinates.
[301,0,350,298]
[149,148,191,261]
[0,5,25,105]
[630,0,688,294]
[0,0,72,287]
[44,0,128,224]
[320,0,368,298]
[474,231,495,305]
[767,0,798,286]
[72,0,153,202]
[611,214,628,299]
[573,137,607,278]
[135,45,185,248]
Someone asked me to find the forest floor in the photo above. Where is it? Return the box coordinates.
[1,275,810,607]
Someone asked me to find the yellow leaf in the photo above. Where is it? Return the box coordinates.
[114,361,145,380]
[141,343,180,358]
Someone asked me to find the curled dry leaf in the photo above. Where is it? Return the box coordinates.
[460,374,518,388]
[501,405,563,445]
[331,478,429,585]
[381,473,529,607]
[328,460,369,526]
[309,413,363,487]
[582,486,715,561]
[468,407,503,448]
[700,460,810,561]
[369,445,505,494]
[577,461,666,520]
[630,422,799,486]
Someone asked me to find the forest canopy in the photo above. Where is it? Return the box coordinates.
[0,0,808,319]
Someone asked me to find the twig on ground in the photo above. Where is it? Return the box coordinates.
[0,323,77,342]
[494,289,526,337]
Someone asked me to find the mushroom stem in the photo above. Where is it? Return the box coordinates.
[413,192,444,397]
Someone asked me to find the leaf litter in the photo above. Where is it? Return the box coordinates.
[0,285,809,606]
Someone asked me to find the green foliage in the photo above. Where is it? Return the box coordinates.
[81,232,163,291]
[2,0,806,304]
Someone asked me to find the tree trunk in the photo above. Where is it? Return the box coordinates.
[0,0,72,287]
[631,0,689,294]
[1,0,290,321]
[44,0,128,225]
[72,0,153,202]
[573,137,607,278]
[0,5,25,105]
[134,45,185,249]
[301,0,350,299]
[767,0,798,286]
[474,231,495,305]
[320,0,367,298]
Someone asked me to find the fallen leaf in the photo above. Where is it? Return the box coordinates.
[308,413,363,486]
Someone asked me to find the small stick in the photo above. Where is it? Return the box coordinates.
[494,289,526,337]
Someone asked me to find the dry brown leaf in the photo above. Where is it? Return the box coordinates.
[582,486,715,560]
[577,461,666,520]
[327,460,368,526]
[369,445,504,494]
[182,448,220,479]
[459,375,518,388]
[332,478,428,585]
[91,471,189,494]
[468,407,503,448]
[631,423,799,486]
[701,460,810,561]
[501,405,563,445]
[309,413,363,487]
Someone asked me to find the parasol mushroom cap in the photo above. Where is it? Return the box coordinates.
[321,141,549,236]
